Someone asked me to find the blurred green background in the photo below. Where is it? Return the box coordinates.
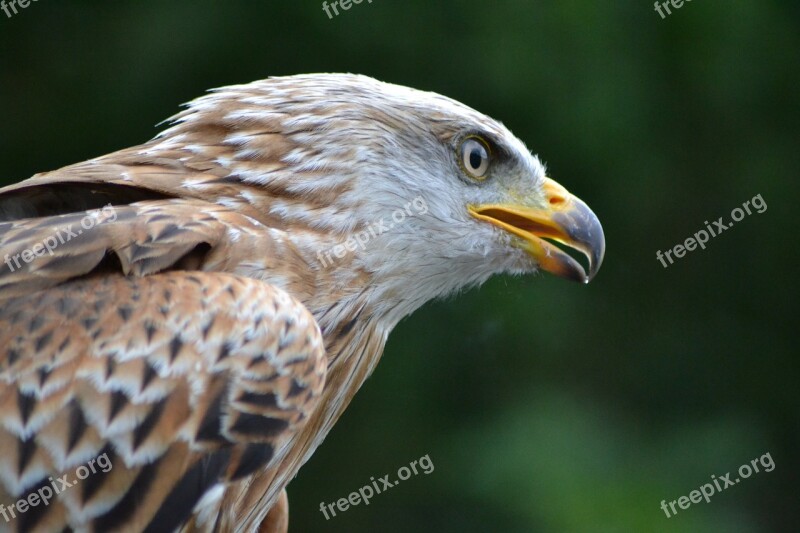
[1,1,797,532]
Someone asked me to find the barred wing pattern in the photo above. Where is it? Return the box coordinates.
[0,272,326,532]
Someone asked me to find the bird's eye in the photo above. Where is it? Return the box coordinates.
[459,137,491,180]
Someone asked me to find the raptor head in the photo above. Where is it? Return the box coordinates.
[156,74,605,316]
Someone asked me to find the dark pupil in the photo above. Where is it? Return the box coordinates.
[469,148,483,170]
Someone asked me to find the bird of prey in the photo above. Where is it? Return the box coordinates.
[0,73,604,532]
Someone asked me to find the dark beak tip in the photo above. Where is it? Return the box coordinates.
[585,232,606,283]
[554,202,606,284]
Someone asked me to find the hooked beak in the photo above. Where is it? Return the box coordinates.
[468,177,605,283]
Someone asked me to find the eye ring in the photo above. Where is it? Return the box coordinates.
[458,136,491,180]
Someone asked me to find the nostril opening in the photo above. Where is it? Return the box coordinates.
[549,196,565,206]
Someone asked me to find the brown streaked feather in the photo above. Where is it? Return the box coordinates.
[0,199,316,302]
[0,272,326,532]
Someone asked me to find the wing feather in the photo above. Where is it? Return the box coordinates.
[0,272,326,532]
[0,199,296,300]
